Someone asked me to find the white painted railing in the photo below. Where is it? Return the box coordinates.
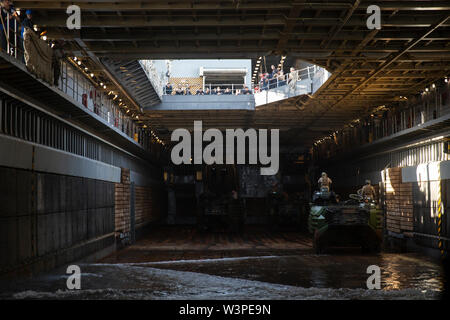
[161,65,331,106]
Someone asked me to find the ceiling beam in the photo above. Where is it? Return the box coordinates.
[275,2,305,55]
[13,1,450,11]
[35,15,450,28]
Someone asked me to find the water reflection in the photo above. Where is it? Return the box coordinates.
[129,252,443,292]
[0,252,443,299]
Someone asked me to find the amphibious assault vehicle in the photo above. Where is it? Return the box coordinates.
[308,188,382,253]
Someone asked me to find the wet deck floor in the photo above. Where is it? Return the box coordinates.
[0,227,444,299]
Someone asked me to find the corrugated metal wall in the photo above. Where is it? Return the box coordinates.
[326,138,449,254]
[0,166,115,277]
[0,92,162,184]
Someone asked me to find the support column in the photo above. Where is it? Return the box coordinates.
[114,168,131,245]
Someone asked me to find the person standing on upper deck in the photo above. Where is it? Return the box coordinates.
[288,67,298,95]
[165,82,173,95]
[268,65,277,89]
[242,85,251,95]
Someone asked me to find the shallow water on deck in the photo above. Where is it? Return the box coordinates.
[0,229,444,300]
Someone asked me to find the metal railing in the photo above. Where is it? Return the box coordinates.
[163,66,324,93]
[256,65,317,90]
[0,11,22,59]
[164,83,253,96]
[0,92,165,166]
[0,12,158,150]
[313,81,450,160]
[162,65,330,106]
[58,61,135,136]
[255,65,329,105]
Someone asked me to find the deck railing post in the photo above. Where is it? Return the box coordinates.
[7,13,10,54]
[14,18,17,58]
